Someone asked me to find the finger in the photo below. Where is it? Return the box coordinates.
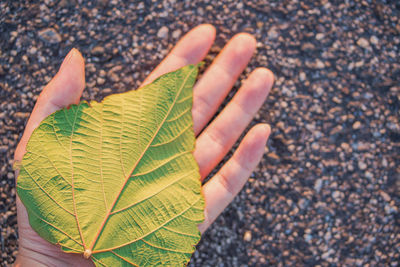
[192,33,257,135]
[14,48,85,161]
[198,124,270,233]
[194,68,273,179]
[141,24,216,86]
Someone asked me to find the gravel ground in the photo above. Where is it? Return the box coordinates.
[1,0,399,266]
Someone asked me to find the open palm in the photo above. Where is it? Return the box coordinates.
[14,24,273,266]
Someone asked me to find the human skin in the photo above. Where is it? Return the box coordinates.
[14,24,274,266]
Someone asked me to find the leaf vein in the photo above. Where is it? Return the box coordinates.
[22,165,74,216]
[110,170,196,215]
[88,67,196,251]
[93,196,201,253]
[150,124,192,148]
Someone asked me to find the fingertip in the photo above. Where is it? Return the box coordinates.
[233,32,257,52]
[177,24,216,53]
[253,67,274,84]
[246,67,274,96]
[72,48,85,71]
[234,124,270,165]
[215,32,256,69]
[252,123,271,143]
[49,48,86,107]
[58,48,84,73]
[64,48,85,85]
[193,24,216,40]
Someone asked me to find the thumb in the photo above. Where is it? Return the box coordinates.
[15,48,86,161]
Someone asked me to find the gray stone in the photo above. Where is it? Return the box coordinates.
[38,28,62,44]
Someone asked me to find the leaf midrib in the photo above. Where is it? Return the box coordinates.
[87,68,196,252]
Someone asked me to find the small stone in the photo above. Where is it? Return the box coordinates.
[316,87,324,96]
[145,43,153,50]
[357,38,369,48]
[332,191,342,202]
[380,191,391,202]
[316,33,324,40]
[301,43,315,51]
[341,142,350,152]
[353,121,361,130]
[38,28,62,44]
[14,112,29,119]
[172,29,181,39]
[91,46,105,56]
[267,152,280,161]
[102,88,112,94]
[157,26,169,39]
[299,72,306,81]
[382,158,388,167]
[370,36,379,45]
[304,233,312,242]
[267,27,279,40]
[243,231,252,242]
[107,66,123,83]
[0,146,7,153]
[365,171,373,179]
[311,142,320,150]
[385,204,395,215]
[97,77,105,85]
[314,179,323,192]
[315,59,325,69]
[358,161,367,170]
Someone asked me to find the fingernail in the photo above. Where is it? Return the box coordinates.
[59,48,76,71]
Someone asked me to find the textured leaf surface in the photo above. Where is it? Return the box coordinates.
[17,65,204,266]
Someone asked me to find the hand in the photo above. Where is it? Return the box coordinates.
[14,24,273,266]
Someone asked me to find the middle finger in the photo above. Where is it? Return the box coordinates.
[192,33,256,135]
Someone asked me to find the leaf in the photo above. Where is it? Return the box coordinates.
[17,64,204,266]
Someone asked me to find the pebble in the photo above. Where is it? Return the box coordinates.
[315,59,325,69]
[357,37,370,48]
[358,161,367,170]
[316,33,324,40]
[91,46,105,56]
[172,29,182,39]
[38,28,62,44]
[96,77,105,85]
[370,36,379,45]
[267,27,279,39]
[299,72,306,81]
[157,26,169,39]
[332,191,343,202]
[0,146,7,153]
[314,179,323,193]
[243,231,252,242]
[353,121,361,129]
[380,191,391,202]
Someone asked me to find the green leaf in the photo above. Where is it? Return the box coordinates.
[17,64,204,266]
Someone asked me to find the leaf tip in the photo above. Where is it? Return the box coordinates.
[196,61,205,68]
